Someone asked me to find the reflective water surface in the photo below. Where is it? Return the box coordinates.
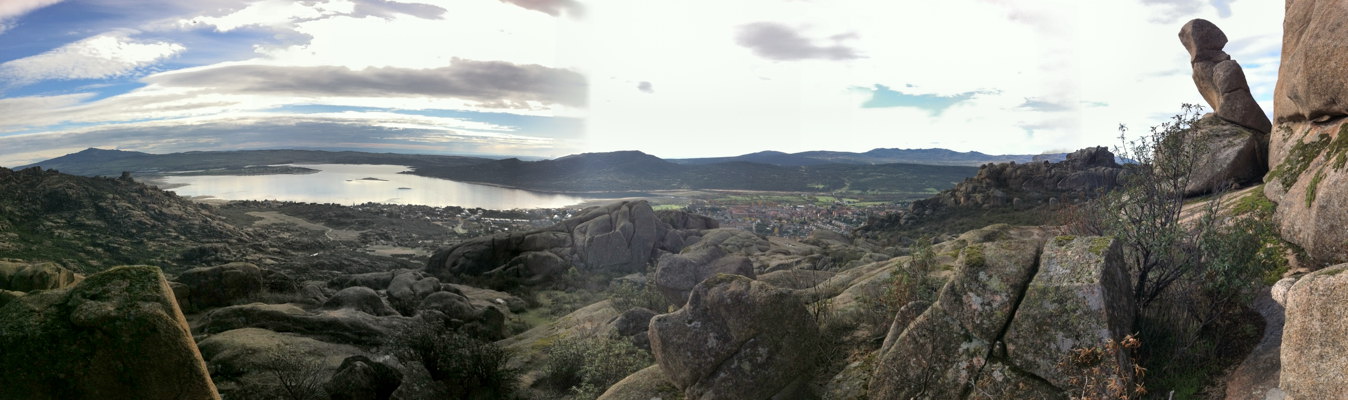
[160,164,588,209]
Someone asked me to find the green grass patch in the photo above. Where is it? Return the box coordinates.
[1268,132,1331,188]
[1306,170,1326,207]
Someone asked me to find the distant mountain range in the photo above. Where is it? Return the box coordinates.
[671,148,1068,167]
[16,147,1016,194]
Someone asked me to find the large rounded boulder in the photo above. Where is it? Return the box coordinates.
[0,266,220,399]
[174,262,265,309]
[649,274,817,400]
[1279,263,1348,399]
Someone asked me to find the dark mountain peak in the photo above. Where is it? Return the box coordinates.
[557,150,659,161]
[17,148,153,174]
[70,147,149,158]
[552,150,673,168]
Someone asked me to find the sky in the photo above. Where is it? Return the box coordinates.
[0,0,1285,166]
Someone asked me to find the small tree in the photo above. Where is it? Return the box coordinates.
[257,352,328,400]
[1096,103,1213,309]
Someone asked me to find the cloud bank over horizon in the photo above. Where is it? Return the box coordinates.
[0,0,1284,166]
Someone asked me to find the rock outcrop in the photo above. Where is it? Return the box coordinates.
[1262,0,1348,266]
[198,302,413,346]
[1179,19,1273,134]
[858,147,1121,235]
[0,260,83,292]
[426,201,696,288]
[596,365,682,400]
[322,286,400,316]
[324,355,404,400]
[869,235,1135,399]
[1183,116,1269,196]
[1001,236,1136,390]
[1278,263,1348,399]
[174,262,266,310]
[196,327,365,398]
[653,244,756,306]
[1273,0,1348,123]
[0,266,219,399]
[649,274,818,399]
[1263,116,1348,265]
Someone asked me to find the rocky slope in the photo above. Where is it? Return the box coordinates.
[856,146,1121,242]
[0,167,246,272]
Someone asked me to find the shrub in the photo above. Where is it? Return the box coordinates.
[609,280,669,314]
[540,336,652,399]
[237,351,329,400]
[1080,106,1284,395]
[858,238,941,334]
[1095,103,1213,309]
[393,322,519,400]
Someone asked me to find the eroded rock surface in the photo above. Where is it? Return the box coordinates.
[868,235,1134,400]
[175,262,265,310]
[1279,264,1348,399]
[1274,0,1348,123]
[649,274,818,400]
[0,266,220,400]
[426,201,698,288]
[1185,116,1269,196]
[1263,120,1348,265]
[0,260,82,292]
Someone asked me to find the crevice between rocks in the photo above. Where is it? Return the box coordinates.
[962,240,1055,397]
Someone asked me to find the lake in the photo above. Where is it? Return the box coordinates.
[158,164,590,209]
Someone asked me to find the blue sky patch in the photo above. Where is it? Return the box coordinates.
[858,84,985,115]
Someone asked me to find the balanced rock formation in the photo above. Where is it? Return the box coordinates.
[869,235,1135,399]
[0,266,219,399]
[1279,263,1348,398]
[1180,19,1273,134]
[649,274,818,399]
[427,201,697,288]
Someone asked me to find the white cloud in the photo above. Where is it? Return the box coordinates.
[573,0,1283,157]
[0,0,63,19]
[0,0,63,34]
[178,0,347,32]
[0,33,184,83]
[0,0,1289,160]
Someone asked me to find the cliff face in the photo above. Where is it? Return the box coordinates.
[1261,0,1348,266]
[1266,1,1348,397]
